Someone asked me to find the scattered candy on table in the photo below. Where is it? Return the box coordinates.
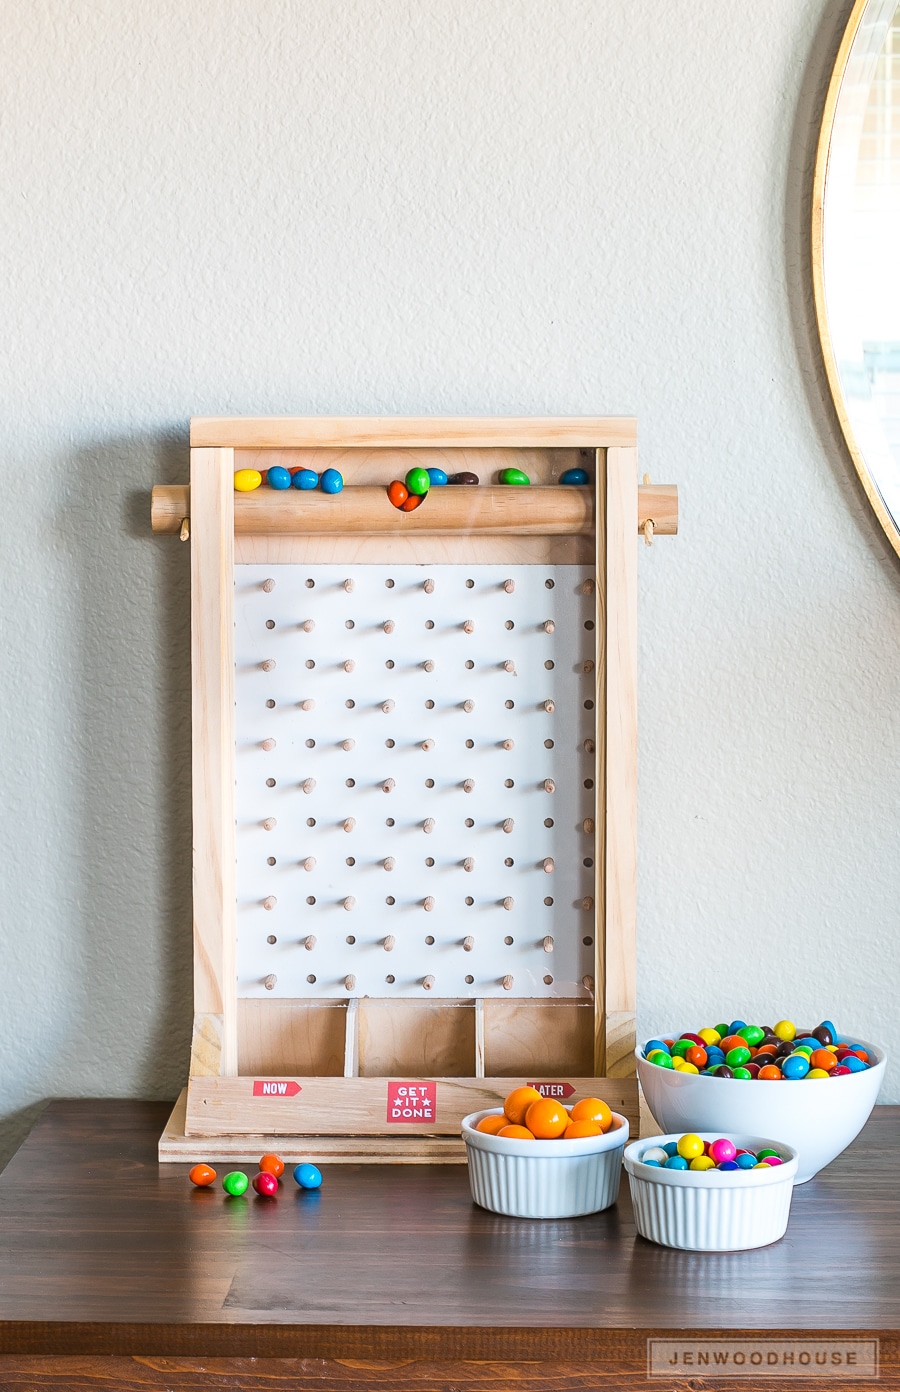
[498,467,530,486]
[475,1087,617,1141]
[294,1163,323,1189]
[642,1019,871,1080]
[188,1163,216,1187]
[222,1171,250,1196]
[252,1171,279,1197]
[639,1135,788,1171]
[259,1152,285,1177]
[560,467,590,485]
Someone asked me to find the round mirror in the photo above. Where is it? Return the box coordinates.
[814,0,900,555]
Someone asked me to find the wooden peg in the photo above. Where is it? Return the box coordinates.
[542,935,554,953]
[300,699,315,711]
[262,577,276,593]
[463,619,475,634]
[462,856,475,872]
[542,857,555,873]
[501,974,514,991]
[462,699,475,713]
[383,620,395,634]
[302,777,316,794]
[343,896,356,911]
[423,817,435,834]
[582,975,595,993]
[503,578,515,593]
[343,659,356,673]
[542,619,555,634]
[343,578,355,592]
[260,659,276,672]
[502,660,516,674]
[381,699,396,714]
[304,935,317,951]
[343,817,356,833]
[382,935,396,952]
[582,578,595,595]
[542,778,555,794]
[421,739,434,751]
[262,817,277,831]
[582,659,595,674]
[423,896,435,912]
[302,619,315,633]
[179,517,190,541]
[422,660,435,672]
[541,699,555,714]
[302,856,316,871]
[422,975,436,991]
[262,896,277,910]
[344,974,356,992]
[261,738,276,751]
[382,777,395,793]
[462,778,475,793]
[642,517,654,546]
[582,896,594,911]
[463,935,475,952]
[423,578,435,593]
[263,974,277,991]
[502,896,514,911]
[502,739,514,751]
[501,818,514,834]
[583,737,595,754]
[341,738,355,751]
[383,856,395,871]
[583,817,595,834]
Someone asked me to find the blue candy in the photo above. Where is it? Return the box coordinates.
[729,1020,747,1033]
[560,467,589,485]
[781,1053,810,1080]
[643,1159,663,1168]
[842,1054,867,1073]
[292,469,318,490]
[662,1141,679,1156]
[644,1039,670,1057]
[294,1163,323,1189]
[796,1037,822,1051]
[717,1160,739,1171]
[426,468,448,486]
[267,465,292,490]
[319,469,344,495]
[665,1155,689,1170]
[735,1153,757,1169]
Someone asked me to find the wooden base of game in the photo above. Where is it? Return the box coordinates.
[158,1078,642,1163]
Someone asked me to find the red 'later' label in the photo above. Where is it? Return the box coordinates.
[252,1080,302,1097]
[528,1081,576,1099]
[386,1081,437,1123]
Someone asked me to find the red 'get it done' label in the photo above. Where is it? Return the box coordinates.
[387,1081,437,1122]
[252,1080,302,1097]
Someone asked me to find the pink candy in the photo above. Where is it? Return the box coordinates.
[709,1138,737,1165]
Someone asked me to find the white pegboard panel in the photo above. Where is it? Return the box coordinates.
[235,564,597,1000]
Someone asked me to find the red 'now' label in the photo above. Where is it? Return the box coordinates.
[252,1080,302,1097]
[528,1081,576,1099]
[386,1081,437,1123]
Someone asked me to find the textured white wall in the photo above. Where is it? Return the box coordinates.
[2,0,897,1162]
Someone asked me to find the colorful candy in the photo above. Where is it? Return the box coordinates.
[222,1171,249,1196]
[188,1163,217,1187]
[560,467,589,485]
[252,1171,279,1197]
[405,468,430,496]
[498,467,530,485]
[294,1163,323,1189]
[266,465,292,490]
[259,1152,285,1177]
[641,1135,788,1172]
[426,468,448,486]
[641,1020,872,1081]
[234,469,262,492]
[319,468,344,494]
[448,471,479,485]
[292,468,318,489]
[387,480,409,509]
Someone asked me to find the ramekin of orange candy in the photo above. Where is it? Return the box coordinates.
[461,1087,630,1219]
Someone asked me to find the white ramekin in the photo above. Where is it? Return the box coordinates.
[624,1132,798,1250]
[461,1108,629,1219]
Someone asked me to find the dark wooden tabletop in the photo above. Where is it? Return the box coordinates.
[0,1099,898,1386]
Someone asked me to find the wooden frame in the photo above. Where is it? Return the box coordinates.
[153,418,677,1160]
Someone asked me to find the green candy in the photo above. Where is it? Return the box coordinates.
[725,1046,751,1067]
[670,1039,693,1058]
[647,1049,674,1069]
[498,467,530,486]
[222,1170,249,1196]
[732,1067,753,1080]
[738,1025,765,1047]
[405,467,431,496]
[757,1148,781,1161]
[714,1023,729,1037]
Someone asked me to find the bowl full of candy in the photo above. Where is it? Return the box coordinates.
[461,1087,629,1218]
[624,1131,798,1250]
[636,1018,885,1183]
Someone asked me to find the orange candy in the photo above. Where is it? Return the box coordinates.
[525,1098,570,1140]
[503,1086,543,1126]
[569,1097,614,1132]
[720,1035,747,1054]
[476,1114,508,1135]
[259,1152,285,1178]
[387,480,409,509]
[564,1120,603,1139]
[758,1064,783,1080]
[810,1049,837,1073]
[188,1163,217,1187]
[400,492,425,511]
[498,1124,535,1140]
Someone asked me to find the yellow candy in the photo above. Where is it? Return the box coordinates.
[677,1132,705,1160]
[690,1155,715,1171]
[671,1056,686,1070]
[698,1028,721,1046]
[773,1020,796,1041]
[806,1067,829,1079]
[825,1044,838,1052]
[679,1061,700,1074]
[234,469,262,492]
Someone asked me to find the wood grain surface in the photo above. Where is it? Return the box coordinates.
[0,1101,898,1388]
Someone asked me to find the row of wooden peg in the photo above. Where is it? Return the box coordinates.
[296,618,559,634]
[260,577,596,596]
[261,657,593,675]
[291,933,559,953]
[263,884,592,913]
[262,972,596,992]
[267,816,595,838]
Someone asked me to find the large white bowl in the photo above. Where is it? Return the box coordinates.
[461,1108,629,1218]
[625,1132,798,1251]
[637,1035,885,1184]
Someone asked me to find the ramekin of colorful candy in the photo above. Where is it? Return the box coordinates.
[624,1131,798,1251]
[636,1020,885,1184]
[461,1090,629,1219]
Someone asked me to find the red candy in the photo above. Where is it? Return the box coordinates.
[252,1171,279,1197]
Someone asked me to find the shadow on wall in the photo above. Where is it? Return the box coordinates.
[0,431,194,1170]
